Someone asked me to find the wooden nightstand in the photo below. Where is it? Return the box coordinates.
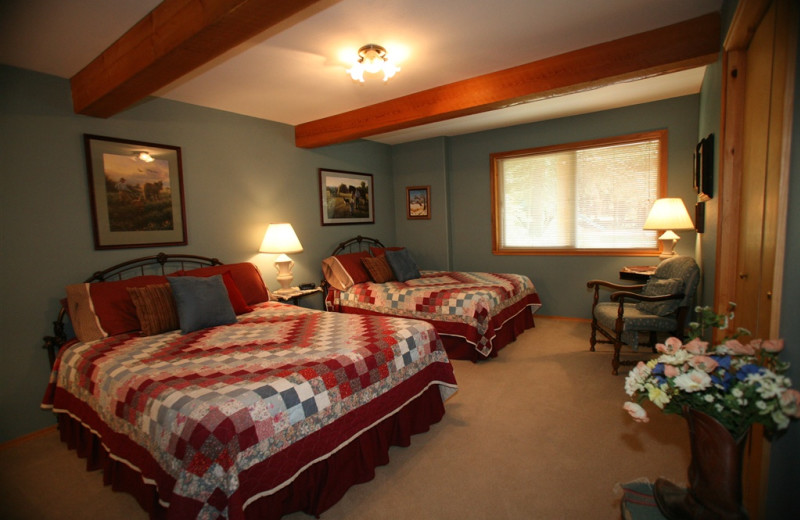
[619,265,657,283]
[272,287,323,306]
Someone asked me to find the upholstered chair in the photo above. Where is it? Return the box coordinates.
[587,256,700,375]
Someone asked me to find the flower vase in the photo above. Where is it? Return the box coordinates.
[654,407,748,520]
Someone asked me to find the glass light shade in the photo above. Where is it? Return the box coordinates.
[259,223,303,254]
[347,44,399,83]
[643,198,694,230]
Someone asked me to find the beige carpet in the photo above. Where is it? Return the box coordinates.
[0,317,690,519]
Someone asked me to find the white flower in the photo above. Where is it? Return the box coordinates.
[673,370,712,393]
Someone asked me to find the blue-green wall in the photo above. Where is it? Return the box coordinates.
[0,65,396,442]
[394,96,703,319]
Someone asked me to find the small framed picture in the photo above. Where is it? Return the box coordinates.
[406,186,430,220]
[319,168,375,225]
[84,134,187,249]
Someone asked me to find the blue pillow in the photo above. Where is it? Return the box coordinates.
[167,275,237,333]
[385,248,420,282]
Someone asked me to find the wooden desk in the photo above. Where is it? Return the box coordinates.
[620,265,656,283]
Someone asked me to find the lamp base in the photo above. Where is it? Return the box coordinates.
[274,256,294,292]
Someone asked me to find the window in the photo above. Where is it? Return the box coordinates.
[491,130,667,255]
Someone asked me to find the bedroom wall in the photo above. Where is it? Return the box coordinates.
[394,95,702,319]
[0,65,396,443]
[391,137,451,270]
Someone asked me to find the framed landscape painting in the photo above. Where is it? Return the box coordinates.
[319,168,374,225]
[406,185,430,219]
[84,134,187,249]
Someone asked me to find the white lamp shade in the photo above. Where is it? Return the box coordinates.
[643,198,694,230]
[259,223,303,254]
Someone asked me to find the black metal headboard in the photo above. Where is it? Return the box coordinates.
[44,253,223,367]
[329,235,385,257]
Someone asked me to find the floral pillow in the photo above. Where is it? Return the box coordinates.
[635,277,685,316]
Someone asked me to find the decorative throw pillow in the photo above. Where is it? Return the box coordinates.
[321,251,371,291]
[64,283,106,342]
[88,275,169,336]
[127,284,179,336]
[176,263,269,305]
[167,275,237,334]
[635,277,685,317]
[370,246,404,257]
[171,270,252,314]
[361,255,396,283]
[385,248,420,282]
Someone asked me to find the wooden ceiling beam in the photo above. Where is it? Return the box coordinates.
[70,0,323,118]
[295,12,721,148]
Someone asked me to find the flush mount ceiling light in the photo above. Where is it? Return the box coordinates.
[347,44,400,83]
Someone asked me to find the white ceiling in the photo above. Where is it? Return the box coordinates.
[0,0,722,145]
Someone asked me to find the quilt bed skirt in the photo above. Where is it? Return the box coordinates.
[55,382,446,520]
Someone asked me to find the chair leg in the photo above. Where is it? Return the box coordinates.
[611,340,621,375]
[589,318,598,352]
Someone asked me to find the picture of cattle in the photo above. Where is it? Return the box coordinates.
[102,153,174,232]
[320,170,374,224]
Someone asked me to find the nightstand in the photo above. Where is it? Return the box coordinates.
[272,287,323,306]
[619,265,657,283]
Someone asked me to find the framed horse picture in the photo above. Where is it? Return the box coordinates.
[84,134,187,249]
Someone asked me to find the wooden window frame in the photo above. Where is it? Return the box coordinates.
[490,130,668,256]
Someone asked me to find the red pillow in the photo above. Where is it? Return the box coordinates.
[89,275,168,336]
[370,246,404,257]
[178,263,268,305]
[333,251,371,285]
[174,270,253,315]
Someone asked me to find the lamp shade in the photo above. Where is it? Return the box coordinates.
[259,223,303,254]
[643,198,694,230]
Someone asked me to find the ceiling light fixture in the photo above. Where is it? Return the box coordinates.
[135,151,154,163]
[347,44,399,83]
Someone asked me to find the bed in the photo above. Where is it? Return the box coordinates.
[321,236,543,361]
[40,253,457,520]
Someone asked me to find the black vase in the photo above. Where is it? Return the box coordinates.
[654,407,749,520]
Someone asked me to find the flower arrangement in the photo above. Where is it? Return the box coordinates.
[623,303,800,439]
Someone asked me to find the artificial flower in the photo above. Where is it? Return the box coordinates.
[623,304,798,440]
[623,401,650,423]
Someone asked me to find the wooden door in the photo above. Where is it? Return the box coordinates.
[717,0,797,517]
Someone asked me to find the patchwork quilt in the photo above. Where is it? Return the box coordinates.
[42,302,457,520]
[326,271,543,357]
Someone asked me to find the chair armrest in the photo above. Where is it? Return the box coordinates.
[586,280,645,291]
[610,291,685,304]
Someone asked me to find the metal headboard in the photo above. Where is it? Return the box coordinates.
[329,235,385,256]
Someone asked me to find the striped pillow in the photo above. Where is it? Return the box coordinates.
[127,283,179,336]
[361,255,396,283]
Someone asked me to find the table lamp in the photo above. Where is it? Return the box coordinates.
[643,198,694,259]
[259,223,303,293]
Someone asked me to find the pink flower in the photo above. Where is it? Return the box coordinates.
[664,364,681,378]
[780,389,800,418]
[623,401,650,423]
[657,337,683,354]
[684,338,709,355]
[689,355,719,373]
[724,339,755,355]
[761,339,785,353]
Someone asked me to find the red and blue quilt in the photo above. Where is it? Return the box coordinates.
[42,302,457,519]
[326,271,542,358]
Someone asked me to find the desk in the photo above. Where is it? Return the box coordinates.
[620,266,656,283]
[272,287,323,306]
